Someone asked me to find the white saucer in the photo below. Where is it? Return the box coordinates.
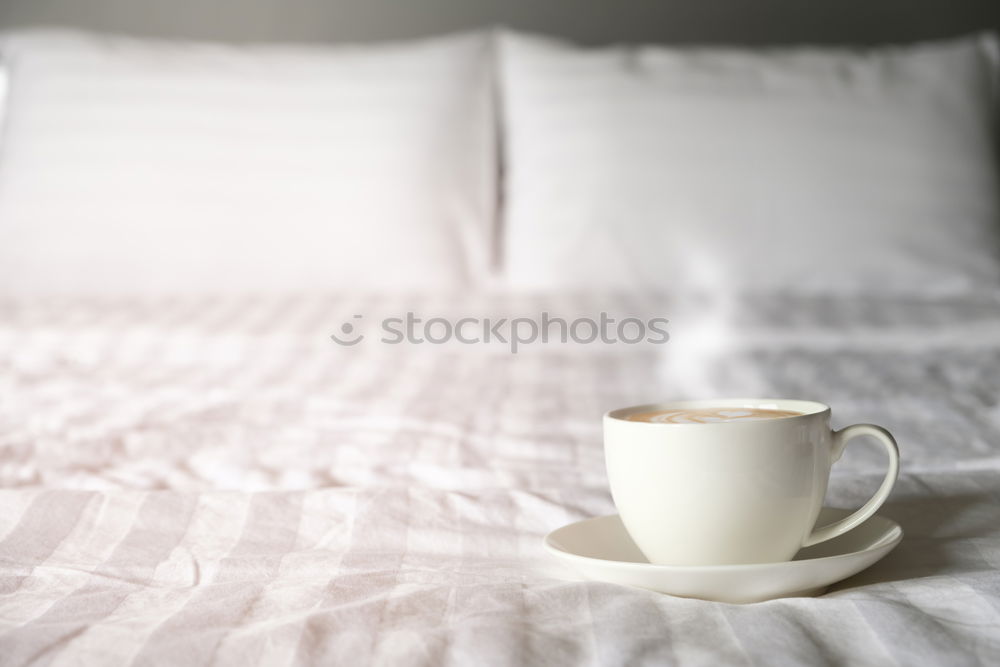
[544,507,902,604]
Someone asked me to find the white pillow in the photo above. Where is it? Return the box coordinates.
[0,30,496,295]
[499,31,1000,294]
[0,61,6,134]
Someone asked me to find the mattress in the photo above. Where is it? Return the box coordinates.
[1,291,999,665]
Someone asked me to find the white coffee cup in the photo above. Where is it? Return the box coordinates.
[604,399,899,566]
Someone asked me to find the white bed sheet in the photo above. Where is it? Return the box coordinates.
[1,291,999,665]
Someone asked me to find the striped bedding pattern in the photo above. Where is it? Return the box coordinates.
[1,292,999,664]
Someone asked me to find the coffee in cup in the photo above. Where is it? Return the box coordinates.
[604,399,899,566]
[626,407,802,424]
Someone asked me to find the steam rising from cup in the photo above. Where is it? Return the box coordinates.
[658,241,763,397]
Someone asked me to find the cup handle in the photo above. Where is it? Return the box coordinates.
[801,424,900,547]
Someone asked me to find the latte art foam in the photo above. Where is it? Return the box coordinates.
[626,407,802,424]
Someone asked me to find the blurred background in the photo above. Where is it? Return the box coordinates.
[0,0,997,481]
[0,0,997,45]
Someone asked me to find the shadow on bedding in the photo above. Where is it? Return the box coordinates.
[827,492,1000,592]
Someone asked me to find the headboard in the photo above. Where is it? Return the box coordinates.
[0,0,996,46]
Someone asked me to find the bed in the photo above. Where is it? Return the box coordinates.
[2,292,1000,664]
[1,4,1000,666]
